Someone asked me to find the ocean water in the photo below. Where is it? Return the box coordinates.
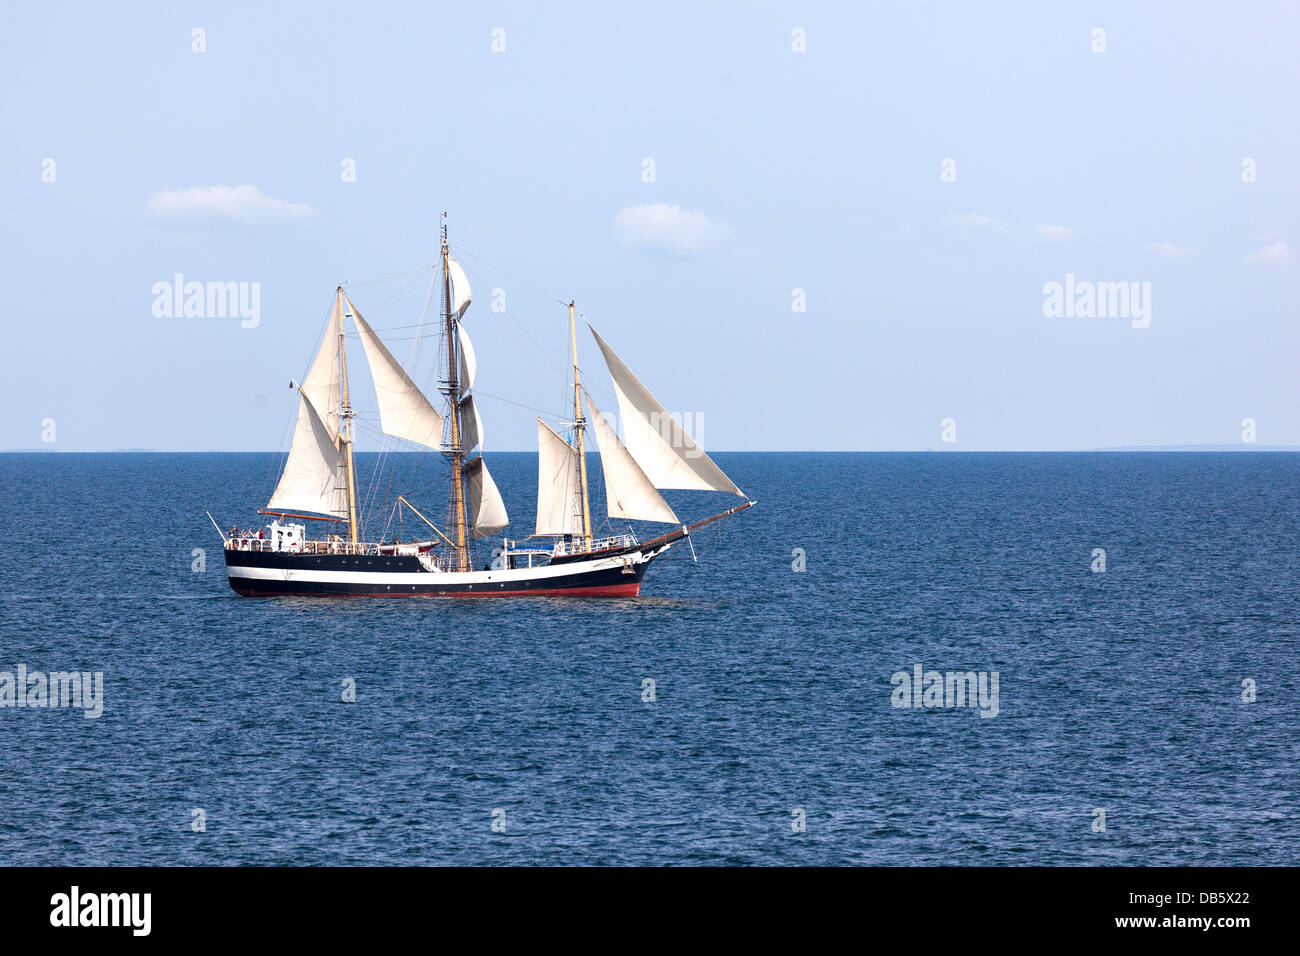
[0,451,1296,866]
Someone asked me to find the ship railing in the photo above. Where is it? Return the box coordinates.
[224,538,410,557]
[550,533,639,557]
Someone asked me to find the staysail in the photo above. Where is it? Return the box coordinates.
[300,296,343,439]
[586,397,679,524]
[266,303,348,517]
[347,295,445,450]
[465,456,508,537]
[535,419,584,536]
[266,391,348,517]
[588,325,744,496]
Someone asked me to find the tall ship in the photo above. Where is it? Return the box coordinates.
[220,219,754,597]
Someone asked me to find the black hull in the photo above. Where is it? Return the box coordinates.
[226,549,426,573]
[224,548,651,598]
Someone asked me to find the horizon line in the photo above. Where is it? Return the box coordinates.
[5,445,1300,455]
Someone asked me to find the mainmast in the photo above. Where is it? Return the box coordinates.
[337,285,359,543]
[569,300,593,552]
[442,217,470,571]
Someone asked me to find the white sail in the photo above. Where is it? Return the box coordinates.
[301,297,342,439]
[588,325,744,496]
[460,393,483,452]
[535,419,583,536]
[266,391,348,517]
[457,320,477,390]
[448,257,472,320]
[347,296,445,450]
[465,457,508,537]
[586,397,679,524]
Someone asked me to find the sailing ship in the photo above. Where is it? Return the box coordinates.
[220,219,754,597]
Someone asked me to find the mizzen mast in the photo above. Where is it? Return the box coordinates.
[569,300,593,553]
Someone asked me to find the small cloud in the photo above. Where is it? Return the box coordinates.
[946,212,1008,234]
[1245,240,1293,267]
[146,184,319,224]
[1036,224,1073,241]
[613,203,731,255]
[1145,242,1199,260]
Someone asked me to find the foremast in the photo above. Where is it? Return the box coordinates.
[569,301,594,553]
[337,285,360,543]
[441,218,471,571]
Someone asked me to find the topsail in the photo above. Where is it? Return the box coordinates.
[457,321,477,390]
[448,257,472,320]
[465,457,508,537]
[460,393,484,453]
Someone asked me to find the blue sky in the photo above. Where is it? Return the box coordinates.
[3,1,1298,451]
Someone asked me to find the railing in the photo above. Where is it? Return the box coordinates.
[225,538,391,556]
[226,532,645,563]
[550,533,639,557]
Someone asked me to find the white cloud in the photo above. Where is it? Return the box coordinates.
[146,184,319,224]
[946,212,1007,234]
[1145,242,1199,260]
[1245,239,1293,267]
[1036,224,1073,241]
[613,203,731,254]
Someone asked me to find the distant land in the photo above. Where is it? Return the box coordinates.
[1089,444,1300,452]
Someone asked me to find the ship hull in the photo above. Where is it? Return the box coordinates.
[224,545,658,598]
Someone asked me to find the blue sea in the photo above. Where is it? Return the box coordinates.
[0,451,1296,866]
